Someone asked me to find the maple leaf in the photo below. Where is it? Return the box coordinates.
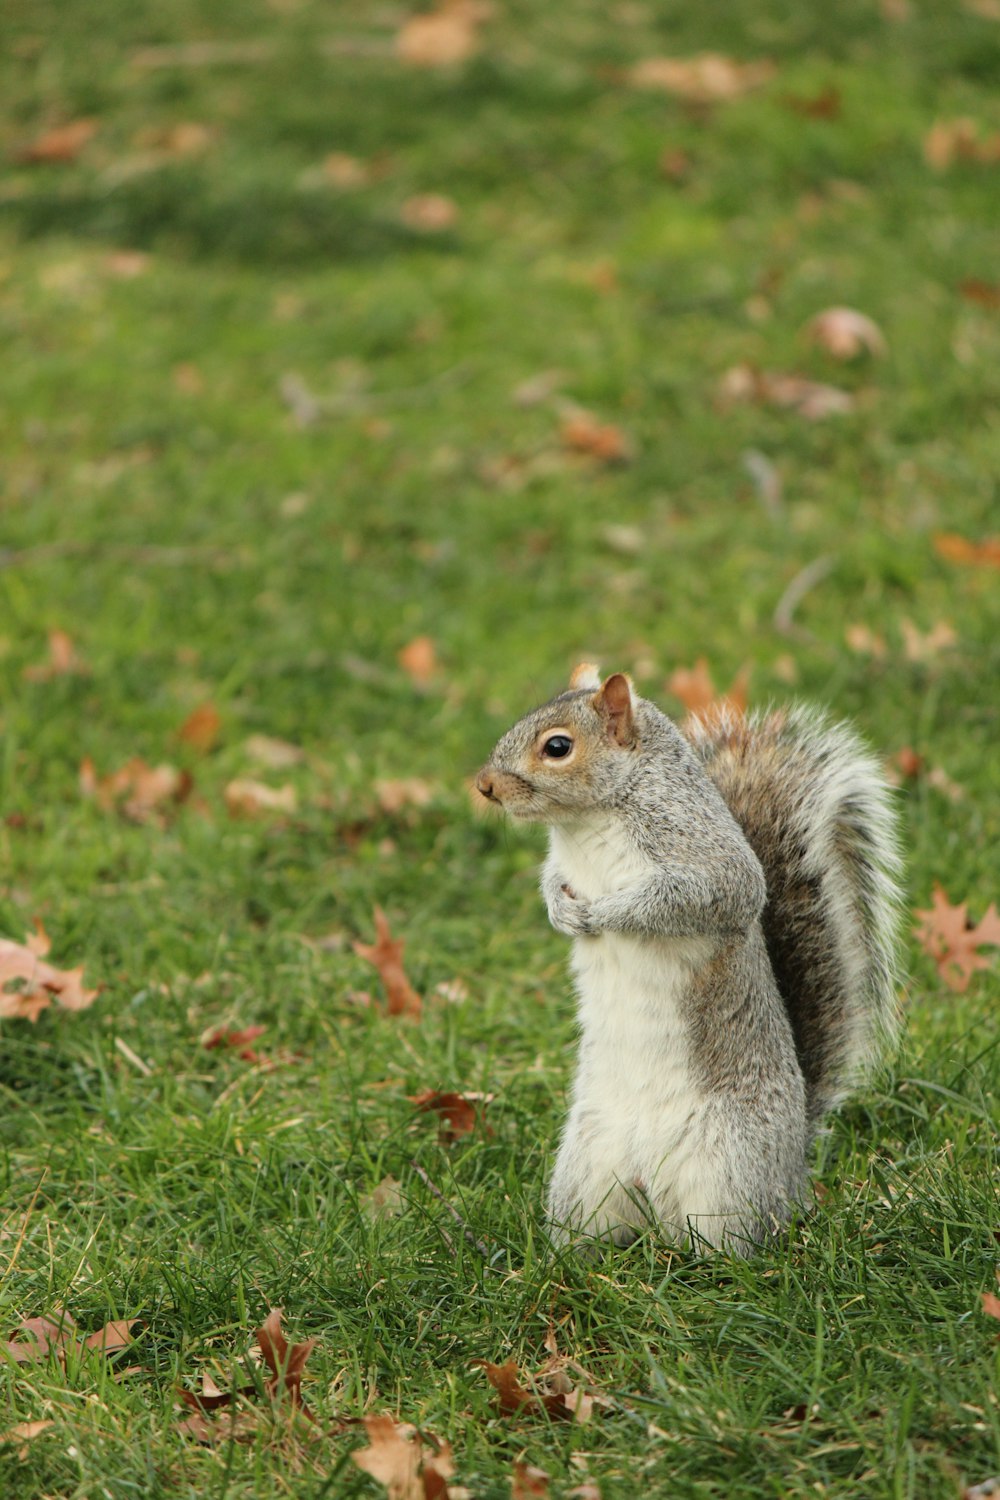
[179,702,222,753]
[471,1358,595,1423]
[627,53,775,103]
[398,635,439,686]
[913,886,1000,992]
[351,1413,458,1500]
[354,908,423,1019]
[224,779,298,817]
[0,932,98,1023]
[410,1089,494,1142]
[668,658,749,721]
[11,119,97,165]
[806,307,887,360]
[22,629,88,681]
[933,533,1000,570]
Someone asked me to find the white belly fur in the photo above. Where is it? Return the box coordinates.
[549,819,716,1226]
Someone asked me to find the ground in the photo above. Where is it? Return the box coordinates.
[1,1,999,1496]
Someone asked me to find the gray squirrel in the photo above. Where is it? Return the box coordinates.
[475,664,903,1252]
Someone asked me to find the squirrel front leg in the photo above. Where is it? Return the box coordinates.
[587,849,766,940]
[541,857,596,938]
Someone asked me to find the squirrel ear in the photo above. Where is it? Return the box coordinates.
[592,672,637,747]
[569,661,601,691]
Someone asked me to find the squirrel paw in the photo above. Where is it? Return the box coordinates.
[547,883,596,938]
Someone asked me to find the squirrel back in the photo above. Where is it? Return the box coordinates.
[682,703,903,1126]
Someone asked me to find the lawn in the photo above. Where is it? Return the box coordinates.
[1,1,999,1496]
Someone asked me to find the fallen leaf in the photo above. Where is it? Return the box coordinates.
[256,1308,316,1413]
[890,746,924,781]
[959,278,1000,309]
[924,118,1000,170]
[844,623,888,658]
[781,85,841,119]
[982,1289,1000,1322]
[375,778,434,814]
[472,1358,595,1423]
[899,618,956,662]
[0,1420,54,1457]
[133,121,213,157]
[351,1413,458,1499]
[718,365,855,419]
[627,53,775,102]
[397,1,488,68]
[354,907,423,1019]
[81,757,193,822]
[362,1176,404,1221]
[434,978,469,1004]
[0,932,98,1023]
[172,360,204,392]
[806,307,887,359]
[668,658,748,720]
[410,1090,493,1142]
[22,629,88,681]
[11,118,97,165]
[400,194,459,232]
[179,702,222,753]
[560,411,631,464]
[398,636,438,686]
[224,779,298,818]
[244,734,306,769]
[933,532,1000,570]
[201,1024,268,1063]
[659,146,691,180]
[2,1311,138,1367]
[913,886,1000,992]
[82,1319,140,1355]
[512,1462,551,1498]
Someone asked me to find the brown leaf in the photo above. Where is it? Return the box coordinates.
[982,1290,1000,1322]
[81,757,193,822]
[256,1308,316,1411]
[560,411,631,465]
[23,629,88,681]
[781,85,841,119]
[397,636,438,686]
[512,1462,550,1499]
[924,118,1000,170]
[400,194,459,233]
[844,623,888,658]
[354,907,423,1019]
[913,886,1000,992]
[362,1175,404,1221]
[890,746,924,781]
[959,278,1000,309]
[244,734,306,769]
[0,933,98,1022]
[351,1414,457,1500]
[397,1,488,68]
[201,1024,268,1063]
[11,118,97,165]
[224,779,298,818]
[179,702,222,754]
[627,53,775,102]
[0,1420,54,1458]
[375,778,434,814]
[176,1370,257,1415]
[471,1358,593,1423]
[718,365,854,419]
[133,122,213,157]
[2,1312,77,1365]
[899,618,957,662]
[806,306,887,360]
[410,1090,493,1142]
[82,1318,140,1355]
[933,532,1000,570]
[668,659,748,721]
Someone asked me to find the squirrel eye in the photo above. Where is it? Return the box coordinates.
[542,734,573,759]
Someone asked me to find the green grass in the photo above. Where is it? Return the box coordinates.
[2,1,1000,1495]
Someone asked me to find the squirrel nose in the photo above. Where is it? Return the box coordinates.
[476,768,499,803]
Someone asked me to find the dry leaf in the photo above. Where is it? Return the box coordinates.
[375,778,434,814]
[718,365,854,419]
[0,932,98,1023]
[179,702,222,753]
[23,629,88,681]
[202,1024,268,1063]
[244,734,306,769]
[11,118,97,165]
[82,1320,140,1355]
[398,636,438,686]
[133,121,213,157]
[400,194,459,232]
[81,756,193,822]
[807,307,887,360]
[890,746,924,781]
[472,1358,595,1423]
[627,53,775,102]
[781,85,841,119]
[224,779,297,818]
[982,1289,1000,1322]
[362,1175,404,1221]
[0,1420,54,1457]
[352,1413,458,1500]
[913,886,1000,992]
[2,1311,138,1367]
[933,532,1000,570]
[899,618,956,662]
[256,1308,316,1412]
[354,907,423,1019]
[410,1089,493,1142]
[924,118,1000,170]
[959,278,1000,309]
[560,411,631,464]
[397,1,488,68]
[668,658,748,720]
[512,1463,550,1498]
[844,623,888,658]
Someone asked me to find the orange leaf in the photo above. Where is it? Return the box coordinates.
[397,636,438,686]
[354,907,423,1019]
[560,412,631,464]
[0,933,98,1022]
[397,1,487,68]
[471,1358,593,1423]
[913,886,1000,992]
[982,1290,1000,1322]
[410,1089,493,1142]
[933,533,1000,570]
[81,757,193,823]
[668,659,748,721]
[11,118,97,165]
[179,702,222,754]
[512,1462,551,1499]
[201,1024,268,1063]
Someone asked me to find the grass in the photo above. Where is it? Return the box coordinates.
[1,0,999,1495]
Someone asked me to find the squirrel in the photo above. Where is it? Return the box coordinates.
[475,664,903,1252]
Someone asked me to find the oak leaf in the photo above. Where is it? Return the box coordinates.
[982,1289,1000,1322]
[410,1089,494,1142]
[959,278,1000,309]
[806,307,887,360]
[2,1311,138,1367]
[354,907,423,1019]
[0,932,98,1023]
[627,53,775,102]
[924,118,1000,170]
[913,886,1000,992]
[351,1413,459,1499]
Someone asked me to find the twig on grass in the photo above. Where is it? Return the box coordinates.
[409,1161,494,1269]
[773,555,835,637]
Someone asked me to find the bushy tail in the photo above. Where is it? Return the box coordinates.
[683,705,904,1127]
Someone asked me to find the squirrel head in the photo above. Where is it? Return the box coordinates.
[475,665,641,824]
